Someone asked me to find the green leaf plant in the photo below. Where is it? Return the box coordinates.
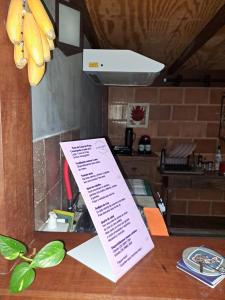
[0,235,65,293]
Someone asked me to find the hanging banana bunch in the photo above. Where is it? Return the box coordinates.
[14,42,27,69]
[6,0,25,44]
[6,0,56,86]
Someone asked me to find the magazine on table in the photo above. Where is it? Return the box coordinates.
[177,246,225,288]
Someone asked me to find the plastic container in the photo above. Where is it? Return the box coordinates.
[40,212,69,232]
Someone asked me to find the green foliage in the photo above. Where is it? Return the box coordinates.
[31,241,65,268]
[0,235,27,260]
[9,262,35,293]
[0,235,65,294]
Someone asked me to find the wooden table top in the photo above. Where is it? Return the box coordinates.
[1,232,225,300]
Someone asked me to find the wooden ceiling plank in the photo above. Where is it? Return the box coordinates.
[72,0,100,49]
[166,4,225,75]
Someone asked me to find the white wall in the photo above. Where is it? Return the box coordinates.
[31,0,105,141]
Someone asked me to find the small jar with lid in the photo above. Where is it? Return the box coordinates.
[138,135,151,154]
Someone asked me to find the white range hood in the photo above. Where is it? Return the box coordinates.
[83,49,165,86]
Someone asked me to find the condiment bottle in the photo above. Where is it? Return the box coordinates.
[138,135,151,154]
[215,145,222,171]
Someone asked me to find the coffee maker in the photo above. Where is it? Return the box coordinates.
[125,127,135,150]
[112,128,135,155]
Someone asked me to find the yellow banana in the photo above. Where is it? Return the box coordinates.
[6,0,24,44]
[47,37,55,50]
[23,12,44,67]
[27,0,55,40]
[28,57,45,86]
[23,41,28,61]
[14,42,27,69]
[40,30,51,62]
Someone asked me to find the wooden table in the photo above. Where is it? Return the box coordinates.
[1,232,225,299]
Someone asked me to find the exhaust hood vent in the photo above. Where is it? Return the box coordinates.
[83,49,165,86]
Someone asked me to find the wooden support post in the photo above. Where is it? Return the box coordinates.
[0,2,34,273]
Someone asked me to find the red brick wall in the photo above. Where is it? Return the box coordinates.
[170,188,225,217]
[108,87,225,160]
[108,87,225,220]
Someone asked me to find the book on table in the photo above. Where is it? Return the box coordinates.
[177,246,225,288]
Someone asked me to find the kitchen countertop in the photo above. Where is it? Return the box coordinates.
[1,232,225,299]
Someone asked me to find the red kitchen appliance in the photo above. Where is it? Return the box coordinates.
[219,161,225,175]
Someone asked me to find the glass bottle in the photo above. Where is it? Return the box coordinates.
[214,145,222,171]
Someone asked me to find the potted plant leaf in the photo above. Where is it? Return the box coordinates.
[0,234,65,293]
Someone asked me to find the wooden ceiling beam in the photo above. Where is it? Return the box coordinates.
[76,0,100,49]
[166,4,225,75]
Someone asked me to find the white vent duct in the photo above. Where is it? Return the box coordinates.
[83,49,165,86]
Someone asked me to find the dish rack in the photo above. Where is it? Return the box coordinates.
[160,143,204,174]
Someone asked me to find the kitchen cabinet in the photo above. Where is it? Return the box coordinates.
[116,152,160,188]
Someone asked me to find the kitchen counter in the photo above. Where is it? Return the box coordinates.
[1,232,225,299]
[116,152,160,189]
[160,172,225,235]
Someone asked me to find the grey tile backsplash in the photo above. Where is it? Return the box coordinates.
[33,129,80,229]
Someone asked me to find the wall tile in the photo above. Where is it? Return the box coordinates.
[47,181,62,212]
[108,87,135,103]
[108,87,222,158]
[33,140,46,204]
[168,138,193,146]
[34,198,47,230]
[60,131,73,142]
[108,104,128,120]
[194,138,217,153]
[135,88,158,103]
[158,122,180,136]
[33,130,80,228]
[199,189,223,201]
[60,131,71,164]
[149,105,171,120]
[146,120,158,137]
[187,201,210,215]
[210,89,225,104]
[172,106,196,121]
[169,200,187,214]
[206,123,219,137]
[175,188,199,200]
[60,129,80,159]
[108,120,127,137]
[159,88,183,104]
[45,135,60,191]
[151,138,167,152]
[180,122,206,138]
[197,105,221,121]
[107,136,124,146]
[211,202,225,216]
[184,88,209,104]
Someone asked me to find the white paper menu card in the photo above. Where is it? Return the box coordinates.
[60,138,154,282]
